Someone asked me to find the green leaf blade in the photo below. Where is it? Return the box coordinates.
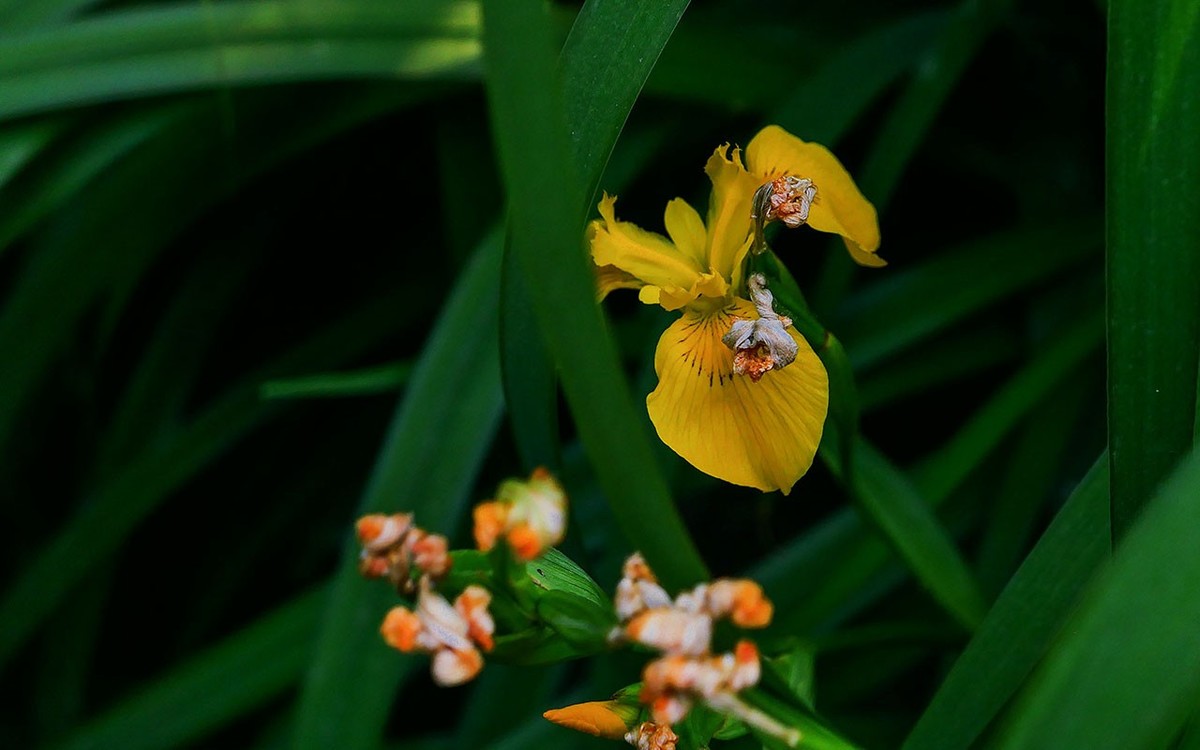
[482,1,706,590]
[1106,0,1200,539]
[994,447,1200,748]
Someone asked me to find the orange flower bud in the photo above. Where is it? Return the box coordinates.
[380,606,423,652]
[455,585,495,652]
[410,533,451,578]
[472,501,508,552]
[543,700,638,739]
[506,523,542,561]
[472,469,567,560]
[728,580,773,628]
[648,693,692,726]
[356,513,412,550]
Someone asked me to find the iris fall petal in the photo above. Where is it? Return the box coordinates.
[646,298,828,494]
[745,125,883,266]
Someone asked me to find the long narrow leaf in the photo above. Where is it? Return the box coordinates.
[913,314,1103,500]
[483,2,707,589]
[759,317,1101,633]
[292,233,506,750]
[498,0,690,474]
[825,436,987,630]
[769,11,946,146]
[0,118,64,189]
[56,590,324,750]
[0,294,407,670]
[902,455,1109,750]
[975,381,1089,597]
[560,0,689,209]
[1106,0,1200,538]
[0,0,480,120]
[259,361,412,400]
[0,0,102,29]
[993,447,1200,748]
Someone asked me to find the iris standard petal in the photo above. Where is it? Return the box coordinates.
[702,145,760,284]
[646,299,829,494]
[589,194,726,310]
[745,125,884,266]
[663,198,708,267]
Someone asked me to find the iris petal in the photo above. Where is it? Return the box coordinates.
[595,263,644,301]
[745,125,884,266]
[663,198,708,267]
[589,194,726,311]
[646,299,829,494]
[703,145,760,284]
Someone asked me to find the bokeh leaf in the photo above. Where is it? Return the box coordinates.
[0,0,481,120]
[292,232,506,750]
[993,447,1200,748]
[903,455,1109,750]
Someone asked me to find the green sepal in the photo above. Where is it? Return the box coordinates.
[611,682,644,705]
[536,589,617,651]
[767,640,818,709]
[488,626,588,666]
[674,703,726,750]
[438,550,494,593]
[526,548,610,609]
[739,687,861,750]
[712,715,750,740]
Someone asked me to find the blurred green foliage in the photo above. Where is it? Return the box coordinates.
[0,0,1197,749]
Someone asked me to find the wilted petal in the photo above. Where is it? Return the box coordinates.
[626,609,713,656]
[455,585,495,652]
[625,721,680,750]
[431,647,483,687]
[416,579,473,653]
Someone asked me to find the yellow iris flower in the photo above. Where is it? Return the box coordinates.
[589,125,881,494]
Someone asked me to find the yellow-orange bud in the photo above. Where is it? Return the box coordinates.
[543,700,639,739]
